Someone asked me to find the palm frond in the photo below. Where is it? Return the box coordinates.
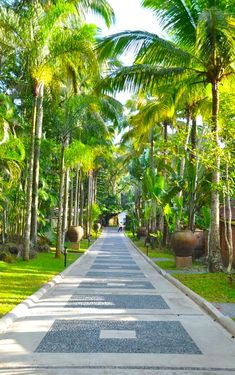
[97,30,181,62]
[102,65,188,95]
[196,8,235,73]
[142,0,199,49]
[135,33,193,67]
[76,0,115,27]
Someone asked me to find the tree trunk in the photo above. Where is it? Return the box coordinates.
[80,177,84,227]
[208,81,222,272]
[74,166,79,225]
[162,121,168,246]
[76,169,81,225]
[223,157,233,274]
[87,170,93,236]
[62,168,69,247]
[23,87,38,260]
[149,127,154,173]
[188,116,197,230]
[68,174,73,227]
[176,111,191,230]
[93,171,97,203]
[31,82,44,247]
[56,142,66,258]
[149,126,156,232]
[2,208,7,244]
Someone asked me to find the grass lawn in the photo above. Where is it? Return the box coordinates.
[0,250,82,318]
[174,273,235,303]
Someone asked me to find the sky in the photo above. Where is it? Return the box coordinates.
[86,0,163,102]
[92,0,163,36]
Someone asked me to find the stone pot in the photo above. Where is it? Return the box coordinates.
[66,226,84,243]
[171,230,197,257]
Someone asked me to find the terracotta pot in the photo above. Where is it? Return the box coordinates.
[193,230,206,259]
[137,227,147,238]
[66,226,84,243]
[171,230,197,257]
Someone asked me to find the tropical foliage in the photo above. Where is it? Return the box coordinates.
[0,0,234,277]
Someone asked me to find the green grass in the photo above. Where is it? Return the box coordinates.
[155,260,177,270]
[125,231,174,259]
[174,273,235,303]
[0,251,81,318]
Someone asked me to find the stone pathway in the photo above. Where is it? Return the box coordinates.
[0,228,235,374]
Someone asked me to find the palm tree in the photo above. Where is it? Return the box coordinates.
[98,0,235,271]
[0,0,115,259]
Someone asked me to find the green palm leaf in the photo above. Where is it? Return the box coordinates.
[98,30,192,67]
[102,65,188,94]
[142,0,199,49]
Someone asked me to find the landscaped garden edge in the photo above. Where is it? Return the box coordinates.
[0,238,98,334]
[125,234,235,338]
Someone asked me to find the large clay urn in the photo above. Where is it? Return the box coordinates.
[171,230,197,267]
[66,226,84,243]
[171,230,197,256]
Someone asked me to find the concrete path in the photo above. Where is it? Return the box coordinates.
[0,228,235,375]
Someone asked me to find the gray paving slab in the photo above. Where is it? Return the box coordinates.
[1,227,235,375]
[91,265,140,270]
[35,320,201,354]
[77,281,155,289]
[66,295,169,309]
[85,271,146,278]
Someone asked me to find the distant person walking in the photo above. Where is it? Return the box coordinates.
[118,223,123,232]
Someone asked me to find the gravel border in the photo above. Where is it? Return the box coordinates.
[0,238,98,334]
[125,234,235,338]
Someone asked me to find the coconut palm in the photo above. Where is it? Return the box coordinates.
[98,0,235,271]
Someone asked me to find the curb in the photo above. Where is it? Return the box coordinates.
[125,234,235,338]
[0,236,100,335]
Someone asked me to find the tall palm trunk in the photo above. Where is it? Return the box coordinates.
[74,166,79,225]
[87,170,93,236]
[162,121,169,246]
[208,81,222,272]
[176,110,191,230]
[56,141,66,258]
[149,127,156,232]
[68,175,73,227]
[223,156,233,274]
[31,82,44,247]
[188,116,197,230]
[80,177,84,227]
[23,87,38,260]
[62,168,70,246]
[180,110,191,181]
[93,171,97,203]
[2,208,7,244]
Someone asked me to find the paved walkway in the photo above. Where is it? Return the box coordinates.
[0,228,235,375]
